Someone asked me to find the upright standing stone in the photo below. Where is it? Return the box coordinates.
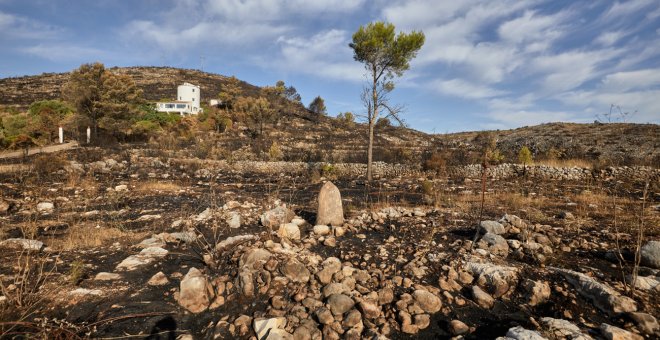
[316,181,344,227]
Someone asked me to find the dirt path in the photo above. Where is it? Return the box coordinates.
[0,141,79,160]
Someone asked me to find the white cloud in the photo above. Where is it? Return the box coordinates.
[601,68,660,92]
[431,78,507,99]
[21,43,107,62]
[595,30,628,46]
[0,10,63,40]
[271,29,365,82]
[206,0,365,21]
[560,89,660,123]
[603,0,656,19]
[485,109,576,127]
[532,49,623,92]
[498,10,567,44]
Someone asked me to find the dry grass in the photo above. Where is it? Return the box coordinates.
[136,180,182,192]
[46,223,148,251]
[535,158,592,168]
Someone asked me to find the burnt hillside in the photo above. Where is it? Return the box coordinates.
[0,66,261,107]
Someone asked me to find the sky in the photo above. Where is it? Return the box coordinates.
[1,0,659,133]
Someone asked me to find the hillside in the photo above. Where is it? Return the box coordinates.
[0,67,658,166]
[0,66,261,107]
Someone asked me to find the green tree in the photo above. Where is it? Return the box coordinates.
[62,63,143,141]
[349,21,424,180]
[308,96,327,116]
[235,96,276,137]
[218,76,242,116]
[337,111,355,127]
[61,62,106,138]
[27,100,73,142]
[518,146,533,175]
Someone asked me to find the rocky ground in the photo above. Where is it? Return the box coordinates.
[0,146,658,339]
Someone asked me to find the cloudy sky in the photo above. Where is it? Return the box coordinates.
[1,0,659,132]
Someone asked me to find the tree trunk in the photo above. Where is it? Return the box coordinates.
[367,122,374,181]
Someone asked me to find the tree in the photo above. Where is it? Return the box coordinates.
[27,100,73,142]
[518,146,533,175]
[61,63,105,138]
[234,96,276,137]
[218,76,242,116]
[62,63,143,141]
[308,96,327,116]
[349,22,424,180]
[337,111,355,127]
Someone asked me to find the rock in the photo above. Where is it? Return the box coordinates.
[195,208,213,222]
[178,267,214,313]
[327,294,355,315]
[627,312,659,335]
[414,314,431,329]
[523,280,551,306]
[253,317,287,340]
[313,225,331,236]
[479,233,509,256]
[115,247,168,271]
[316,307,334,325]
[36,202,54,214]
[317,257,341,284]
[599,323,643,340]
[377,287,394,305]
[503,326,546,340]
[0,199,10,214]
[278,223,301,240]
[114,184,128,192]
[216,234,259,251]
[465,262,518,298]
[316,181,344,227]
[553,267,637,315]
[240,248,272,270]
[322,283,350,297]
[480,220,505,235]
[500,214,526,230]
[261,206,295,228]
[412,290,442,313]
[358,300,380,319]
[541,318,592,339]
[449,320,469,335]
[265,328,293,340]
[94,272,121,281]
[557,211,574,219]
[640,241,660,269]
[148,271,169,286]
[0,238,44,251]
[226,212,241,229]
[280,258,310,283]
[69,288,102,296]
[323,237,336,247]
[471,285,494,309]
[627,275,660,291]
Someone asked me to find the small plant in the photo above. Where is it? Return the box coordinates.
[268,141,283,161]
[68,260,86,285]
[321,164,337,179]
[518,146,533,175]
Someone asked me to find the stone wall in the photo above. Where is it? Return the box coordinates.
[451,163,659,182]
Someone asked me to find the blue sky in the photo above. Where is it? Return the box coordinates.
[1,0,659,133]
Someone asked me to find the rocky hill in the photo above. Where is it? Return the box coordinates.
[0,66,261,107]
[1,67,658,166]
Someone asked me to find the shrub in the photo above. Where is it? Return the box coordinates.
[268,142,283,161]
[423,151,448,174]
[32,154,68,179]
[518,146,533,165]
[68,260,86,285]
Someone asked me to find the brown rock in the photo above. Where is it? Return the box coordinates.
[316,182,344,227]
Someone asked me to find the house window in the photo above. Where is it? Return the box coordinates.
[192,98,195,102]
[176,104,186,109]
[192,89,195,92]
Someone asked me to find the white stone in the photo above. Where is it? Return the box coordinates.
[253,317,287,340]
[313,225,331,236]
[0,238,43,251]
[36,202,54,214]
[94,272,121,281]
[278,223,301,240]
[114,184,128,192]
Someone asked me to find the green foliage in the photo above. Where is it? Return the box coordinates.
[421,180,434,196]
[268,141,283,161]
[235,96,276,137]
[375,117,391,129]
[321,164,337,179]
[350,21,424,180]
[337,112,355,127]
[28,100,73,118]
[308,96,327,115]
[68,260,86,285]
[518,146,533,165]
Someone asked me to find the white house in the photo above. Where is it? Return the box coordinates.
[156,82,203,115]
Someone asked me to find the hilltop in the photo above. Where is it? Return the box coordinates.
[0,67,658,166]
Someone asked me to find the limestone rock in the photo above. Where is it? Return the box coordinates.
[0,238,44,251]
[226,211,241,229]
[280,258,310,283]
[501,326,546,340]
[178,267,214,313]
[471,285,494,309]
[278,223,301,240]
[94,272,121,281]
[449,320,469,335]
[327,294,354,315]
[316,181,344,227]
[36,202,54,214]
[627,312,659,335]
[479,233,509,257]
[148,271,169,286]
[640,241,660,269]
[524,279,551,306]
[253,317,287,340]
[465,262,518,298]
[313,225,331,236]
[240,248,272,270]
[599,323,643,340]
[412,290,442,313]
[261,206,295,228]
[553,267,637,315]
[480,220,505,235]
[541,318,592,340]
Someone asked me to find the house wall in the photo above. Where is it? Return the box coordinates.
[177,83,201,113]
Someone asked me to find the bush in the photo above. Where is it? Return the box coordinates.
[32,154,68,178]
[268,142,283,161]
